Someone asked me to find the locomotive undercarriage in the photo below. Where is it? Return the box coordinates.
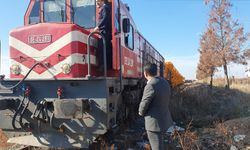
[0,78,143,149]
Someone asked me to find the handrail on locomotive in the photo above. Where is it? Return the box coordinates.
[87,32,107,79]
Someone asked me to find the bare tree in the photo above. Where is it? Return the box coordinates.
[197,28,220,88]
[205,0,248,89]
[197,54,216,88]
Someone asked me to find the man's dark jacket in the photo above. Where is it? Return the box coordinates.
[98,3,112,37]
[139,77,173,132]
[97,3,112,69]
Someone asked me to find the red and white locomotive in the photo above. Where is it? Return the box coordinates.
[0,0,164,148]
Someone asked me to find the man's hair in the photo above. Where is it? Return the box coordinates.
[144,63,157,76]
[99,0,109,3]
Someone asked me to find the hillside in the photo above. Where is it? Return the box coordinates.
[169,78,250,149]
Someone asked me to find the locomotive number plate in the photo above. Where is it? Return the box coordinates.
[28,34,52,44]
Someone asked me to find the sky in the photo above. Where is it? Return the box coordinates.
[0,0,250,79]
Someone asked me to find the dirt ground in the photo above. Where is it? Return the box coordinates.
[0,129,11,148]
[198,117,250,150]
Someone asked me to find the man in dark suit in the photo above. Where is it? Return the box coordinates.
[139,63,173,150]
[93,0,112,70]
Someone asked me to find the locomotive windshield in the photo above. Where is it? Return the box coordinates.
[71,0,96,28]
[28,0,96,28]
[44,0,66,22]
[29,0,40,24]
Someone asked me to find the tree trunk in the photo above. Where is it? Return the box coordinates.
[210,73,213,89]
[223,64,230,89]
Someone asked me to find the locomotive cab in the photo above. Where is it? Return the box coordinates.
[0,0,166,149]
[10,0,114,79]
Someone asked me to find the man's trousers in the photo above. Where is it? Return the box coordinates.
[147,130,164,150]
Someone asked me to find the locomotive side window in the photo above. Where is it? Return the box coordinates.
[44,0,66,23]
[114,0,120,31]
[29,0,40,24]
[71,0,96,28]
[125,25,134,50]
[160,61,164,77]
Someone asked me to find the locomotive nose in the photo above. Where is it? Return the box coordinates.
[9,23,98,79]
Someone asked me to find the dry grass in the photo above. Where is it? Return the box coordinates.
[171,78,250,149]
[173,121,200,150]
[201,78,250,93]
[215,121,234,146]
[171,78,250,127]
[213,78,250,116]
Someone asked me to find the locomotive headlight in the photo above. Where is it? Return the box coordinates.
[11,64,21,75]
[61,63,71,74]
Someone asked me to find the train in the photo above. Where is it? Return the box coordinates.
[0,0,165,149]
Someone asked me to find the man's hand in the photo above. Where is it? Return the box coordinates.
[93,26,99,32]
[139,112,142,116]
